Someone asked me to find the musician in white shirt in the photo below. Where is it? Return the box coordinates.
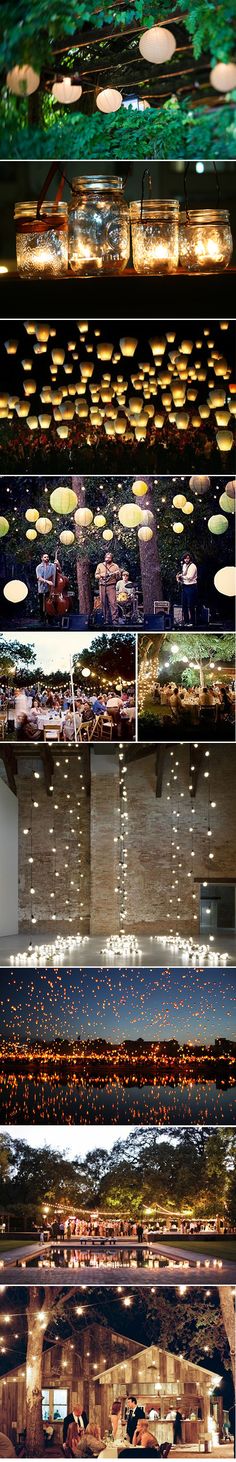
[176,551,198,626]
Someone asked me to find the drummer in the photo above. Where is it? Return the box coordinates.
[95,552,120,625]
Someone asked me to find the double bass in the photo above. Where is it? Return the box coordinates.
[45,546,73,618]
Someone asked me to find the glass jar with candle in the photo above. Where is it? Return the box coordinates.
[14,202,68,277]
[179,209,233,272]
[68,176,130,275]
[130,200,179,273]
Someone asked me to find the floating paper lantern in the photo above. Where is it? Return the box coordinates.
[132,479,149,497]
[51,348,65,365]
[219,491,235,513]
[138,526,153,541]
[119,337,138,357]
[52,77,82,104]
[74,507,93,527]
[38,415,51,429]
[103,529,113,540]
[3,579,28,602]
[26,529,37,541]
[225,478,236,498]
[182,500,194,514]
[50,486,78,514]
[173,521,184,533]
[25,508,39,523]
[0,517,9,537]
[96,87,122,112]
[27,417,38,430]
[59,530,75,545]
[4,340,18,354]
[57,425,69,439]
[7,65,40,95]
[97,343,114,361]
[214,566,236,596]
[189,474,210,495]
[118,503,143,528]
[16,402,30,417]
[172,493,186,508]
[210,61,236,92]
[94,514,106,527]
[175,412,189,429]
[208,513,228,534]
[36,517,52,535]
[139,25,176,62]
[216,430,233,451]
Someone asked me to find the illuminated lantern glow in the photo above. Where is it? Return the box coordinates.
[36,517,52,534]
[210,61,236,91]
[138,526,153,540]
[74,507,93,527]
[26,529,37,540]
[214,566,236,596]
[118,503,143,528]
[94,514,106,527]
[59,530,75,545]
[225,478,236,498]
[208,513,228,534]
[52,78,82,104]
[189,475,210,495]
[38,415,51,428]
[219,491,235,513]
[3,579,28,602]
[172,494,186,508]
[96,87,122,112]
[173,521,184,533]
[25,508,39,523]
[119,337,138,357]
[50,487,78,514]
[103,528,113,540]
[182,500,194,514]
[6,65,40,95]
[56,425,69,438]
[139,26,176,62]
[27,417,38,430]
[132,479,149,497]
[216,430,233,451]
[0,517,9,537]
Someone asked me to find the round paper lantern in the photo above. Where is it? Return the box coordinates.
[189,475,210,495]
[132,479,149,497]
[219,491,235,513]
[3,579,28,603]
[210,61,236,92]
[139,25,176,62]
[173,521,184,534]
[94,514,106,527]
[50,486,78,515]
[216,430,233,451]
[36,517,52,535]
[26,529,37,541]
[138,526,153,541]
[225,478,236,498]
[118,504,143,528]
[140,510,154,526]
[52,78,82,104]
[173,494,186,509]
[208,513,228,535]
[214,566,236,597]
[0,516,9,537]
[103,529,113,540]
[7,65,40,95]
[25,508,39,523]
[59,530,75,545]
[182,501,194,514]
[74,507,93,527]
[96,87,122,112]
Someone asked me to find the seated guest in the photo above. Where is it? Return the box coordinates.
[90,695,107,714]
[63,1408,88,1449]
[0,1437,15,1457]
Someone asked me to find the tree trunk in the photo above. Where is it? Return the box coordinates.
[219,1287,235,1380]
[138,480,163,614]
[26,1289,48,1457]
[72,475,93,617]
[199,658,204,689]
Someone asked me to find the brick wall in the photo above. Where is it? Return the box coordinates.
[18,754,90,932]
[90,749,120,934]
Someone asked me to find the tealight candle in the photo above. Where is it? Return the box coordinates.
[14,201,68,277]
[179,209,232,272]
[130,200,179,273]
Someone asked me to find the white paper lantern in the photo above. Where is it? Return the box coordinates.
[52,78,82,104]
[7,65,40,95]
[3,579,28,602]
[210,61,236,92]
[214,566,236,596]
[96,87,122,113]
[139,26,176,63]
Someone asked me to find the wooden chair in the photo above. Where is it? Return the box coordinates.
[43,723,61,741]
[100,716,113,740]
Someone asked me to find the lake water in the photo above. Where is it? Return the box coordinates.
[0,1075,235,1123]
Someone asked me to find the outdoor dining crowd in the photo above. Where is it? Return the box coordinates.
[0,683,135,742]
[146,679,236,729]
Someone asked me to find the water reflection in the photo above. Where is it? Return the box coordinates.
[0,1075,235,1123]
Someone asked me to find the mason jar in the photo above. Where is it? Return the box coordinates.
[68,175,130,275]
[179,209,233,272]
[14,201,68,277]
[130,200,179,273]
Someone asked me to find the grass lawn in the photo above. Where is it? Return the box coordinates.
[160,1237,236,1261]
[0,1238,34,1250]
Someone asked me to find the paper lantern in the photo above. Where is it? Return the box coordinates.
[0,517,9,537]
[59,530,75,545]
[225,478,236,498]
[118,504,143,528]
[52,78,82,104]
[4,340,18,355]
[219,491,235,513]
[140,510,154,525]
[175,412,189,429]
[27,417,38,431]
[38,415,51,429]
[26,529,37,541]
[25,508,39,524]
[139,25,176,62]
[119,337,138,357]
[103,529,113,540]
[216,430,233,451]
[97,343,114,361]
[51,349,65,365]
[182,500,194,514]
[3,579,28,602]
[50,486,78,514]
[208,513,228,535]
[172,494,186,508]
[16,402,30,417]
[7,65,40,95]
[208,388,226,406]
[74,507,93,527]
[214,566,236,596]
[189,475,210,495]
[96,87,122,112]
[94,514,106,527]
[57,425,69,439]
[138,526,153,541]
[173,521,184,533]
[132,479,149,497]
[36,517,52,535]
[210,61,236,92]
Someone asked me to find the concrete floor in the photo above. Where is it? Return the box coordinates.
[3,1263,236,1285]
[0,932,234,967]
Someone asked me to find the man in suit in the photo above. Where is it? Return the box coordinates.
[126,1396,145,1443]
[63,1408,88,1448]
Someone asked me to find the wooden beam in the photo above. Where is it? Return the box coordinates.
[0,748,17,796]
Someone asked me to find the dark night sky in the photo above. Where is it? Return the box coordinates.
[0,965,235,1045]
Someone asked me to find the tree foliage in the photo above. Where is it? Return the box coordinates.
[0,89,236,159]
[0,0,235,70]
